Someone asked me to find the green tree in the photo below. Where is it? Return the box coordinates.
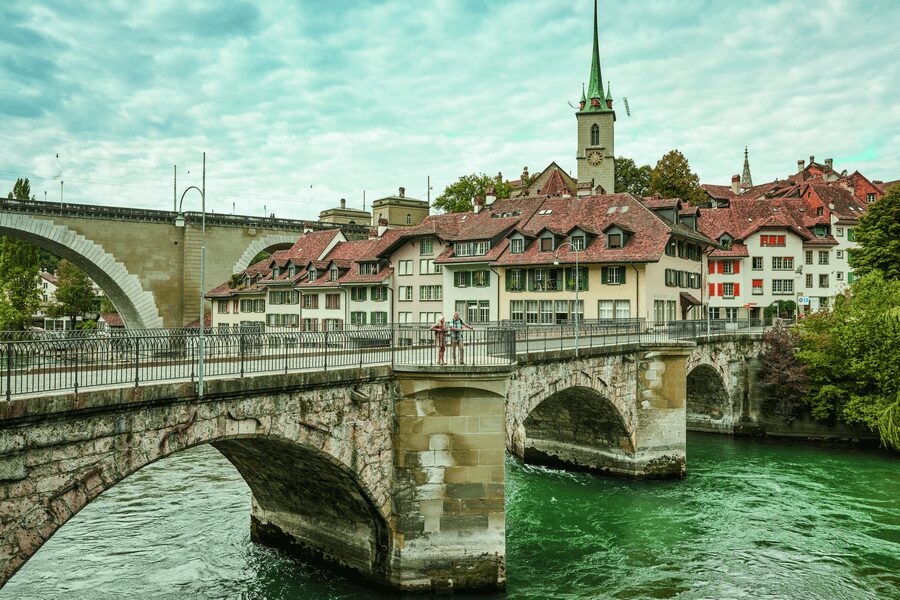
[849,184,900,280]
[648,150,707,205]
[758,322,806,424]
[47,260,97,330]
[796,272,900,449]
[0,178,41,330]
[433,173,512,213]
[614,157,652,196]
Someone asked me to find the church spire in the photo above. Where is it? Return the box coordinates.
[741,146,753,187]
[583,0,609,112]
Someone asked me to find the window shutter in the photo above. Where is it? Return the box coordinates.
[708,261,713,274]
[717,261,724,274]
[601,267,609,284]
[528,270,535,291]
[505,271,511,291]
[620,267,626,284]
[717,283,724,296]
[581,267,588,291]
[709,283,715,297]
[734,260,740,274]
[733,283,740,296]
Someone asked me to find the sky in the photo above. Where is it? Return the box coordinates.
[1,0,898,220]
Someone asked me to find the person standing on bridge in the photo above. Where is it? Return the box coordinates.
[448,311,473,365]
[430,316,448,365]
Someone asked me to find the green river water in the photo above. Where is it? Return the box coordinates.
[3,434,898,599]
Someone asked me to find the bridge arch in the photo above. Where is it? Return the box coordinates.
[686,363,733,432]
[232,234,298,274]
[0,213,163,328]
[2,423,391,587]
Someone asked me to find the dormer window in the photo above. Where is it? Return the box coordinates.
[607,233,623,249]
[288,265,296,278]
[720,236,732,250]
[866,193,876,203]
[273,267,280,278]
[308,268,317,281]
[571,235,585,251]
[244,275,252,287]
[360,262,379,275]
[510,238,525,254]
[816,207,824,216]
[540,236,554,252]
[329,267,339,282]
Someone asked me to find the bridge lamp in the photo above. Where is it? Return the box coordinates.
[553,241,581,357]
[177,153,207,397]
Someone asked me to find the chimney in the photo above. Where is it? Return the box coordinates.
[473,196,485,214]
[521,166,529,181]
[825,158,833,170]
[731,174,740,195]
[377,217,389,236]
[485,186,497,206]
[809,155,815,165]
[797,159,805,173]
[340,198,346,209]
[398,187,405,198]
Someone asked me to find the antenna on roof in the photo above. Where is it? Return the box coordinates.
[623,97,631,117]
[567,100,581,110]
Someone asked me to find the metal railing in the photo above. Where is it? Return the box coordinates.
[0,318,788,399]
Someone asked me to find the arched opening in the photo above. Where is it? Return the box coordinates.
[2,436,390,590]
[686,364,732,432]
[590,124,600,146]
[0,214,162,328]
[232,234,298,274]
[520,385,635,475]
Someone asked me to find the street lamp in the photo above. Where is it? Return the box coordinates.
[553,241,581,357]
[176,152,207,397]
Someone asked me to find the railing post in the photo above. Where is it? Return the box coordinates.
[134,338,140,387]
[73,346,79,395]
[323,330,329,371]
[240,330,246,377]
[6,342,12,401]
[391,326,396,367]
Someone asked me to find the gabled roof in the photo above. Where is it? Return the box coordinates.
[538,168,570,197]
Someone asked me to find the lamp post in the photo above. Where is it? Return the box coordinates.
[553,242,581,357]
[175,152,207,397]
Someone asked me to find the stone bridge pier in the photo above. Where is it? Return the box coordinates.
[0,366,512,593]
[507,344,691,478]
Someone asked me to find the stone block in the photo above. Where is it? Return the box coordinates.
[445,483,485,499]
[422,417,450,434]
[428,434,451,451]
[419,499,444,517]
[478,449,505,466]
[439,513,489,532]
[451,433,505,451]
[443,467,469,484]
[478,416,504,433]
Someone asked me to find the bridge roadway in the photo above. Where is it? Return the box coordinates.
[0,324,769,399]
[0,323,770,592]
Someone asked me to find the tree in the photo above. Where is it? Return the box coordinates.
[795,272,900,450]
[648,150,707,205]
[433,173,512,214]
[0,178,41,330]
[614,157,652,196]
[47,260,96,330]
[849,184,900,280]
[758,322,806,424]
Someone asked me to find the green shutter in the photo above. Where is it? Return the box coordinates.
[505,270,511,291]
[620,266,627,284]
[601,266,609,284]
[528,270,535,291]
[581,267,589,291]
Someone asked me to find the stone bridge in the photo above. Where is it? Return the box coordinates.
[0,335,763,592]
[0,198,367,328]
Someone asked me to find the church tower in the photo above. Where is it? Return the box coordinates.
[576,0,615,194]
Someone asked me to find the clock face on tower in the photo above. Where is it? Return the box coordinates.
[586,150,603,166]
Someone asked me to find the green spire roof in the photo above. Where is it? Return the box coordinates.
[580,83,587,105]
[606,81,612,102]
[581,0,611,113]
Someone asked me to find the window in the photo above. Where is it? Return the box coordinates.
[359,263,379,275]
[772,256,794,270]
[598,300,614,319]
[351,287,367,302]
[847,228,855,242]
[723,282,735,298]
[539,300,554,324]
[308,268,317,281]
[837,272,844,282]
[723,260,734,274]
[806,273,814,288]
[772,279,794,295]
[836,227,844,237]
[814,226,826,238]
[540,236,554,252]
[510,238,525,254]
[571,235,585,251]
[371,311,388,325]
[805,250,813,265]
[654,300,665,323]
[603,266,625,285]
[454,300,490,323]
[454,241,490,256]
[665,269,678,287]
[525,300,539,324]
[420,237,434,255]
[329,267,339,282]
[667,300,677,322]
[322,318,343,331]
[419,258,439,275]
[866,193,876,203]
[506,269,525,292]
[398,286,413,301]
[564,267,589,291]
[816,207,824,217]
[406,214,412,225]
[752,279,763,295]
[269,290,299,305]
[752,256,764,270]
[398,260,413,275]
[720,236,733,250]
[371,286,387,302]
[288,265,296,278]
[760,235,786,247]
[818,251,829,265]
[325,293,340,309]
[217,300,229,314]
[266,314,299,328]
[419,285,442,301]
[614,300,631,320]
[510,300,524,322]
[836,250,844,260]
[350,311,367,325]
[666,240,676,256]
[398,312,412,324]
[709,307,721,320]
[725,307,739,321]
[590,124,599,146]
[473,270,489,287]
[819,274,829,288]
[607,233,623,249]
[301,318,318,331]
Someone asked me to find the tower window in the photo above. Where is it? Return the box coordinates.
[590,124,599,146]
[406,214,412,225]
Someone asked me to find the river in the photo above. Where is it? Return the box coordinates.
[4,434,898,599]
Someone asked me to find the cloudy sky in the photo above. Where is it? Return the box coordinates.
[2,0,898,220]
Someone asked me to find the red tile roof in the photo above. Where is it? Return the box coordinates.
[710,242,749,258]
[185,312,213,328]
[99,312,124,327]
[538,169,569,197]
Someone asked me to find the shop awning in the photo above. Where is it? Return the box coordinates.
[680,292,701,306]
